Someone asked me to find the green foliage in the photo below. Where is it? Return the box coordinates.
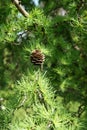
[0,71,85,130]
[0,0,87,130]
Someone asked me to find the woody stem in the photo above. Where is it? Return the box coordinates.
[11,0,29,17]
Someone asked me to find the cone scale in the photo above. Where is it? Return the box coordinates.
[30,49,45,71]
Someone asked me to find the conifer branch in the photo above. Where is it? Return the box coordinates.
[77,103,85,118]
[11,0,29,17]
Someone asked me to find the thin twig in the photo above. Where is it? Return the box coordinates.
[11,0,29,17]
[40,63,43,71]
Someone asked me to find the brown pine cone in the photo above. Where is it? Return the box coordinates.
[30,49,45,65]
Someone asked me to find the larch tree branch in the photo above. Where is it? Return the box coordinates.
[11,0,29,17]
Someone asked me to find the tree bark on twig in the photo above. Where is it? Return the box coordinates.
[11,0,29,17]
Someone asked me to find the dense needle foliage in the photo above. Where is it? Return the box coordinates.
[0,0,87,129]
